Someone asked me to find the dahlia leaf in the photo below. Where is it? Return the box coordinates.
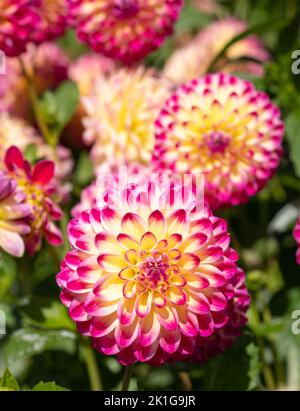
[3,329,77,366]
[0,369,20,391]
[0,252,17,301]
[32,381,69,391]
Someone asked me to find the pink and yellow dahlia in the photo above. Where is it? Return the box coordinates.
[64,53,116,148]
[153,73,284,209]
[293,217,300,265]
[0,0,39,57]
[69,0,183,64]
[4,146,63,255]
[0,43,70,119]
[31,0,68,43]
[163,18,270,84]
[0,172,30,257]
[0,113,73,198]
[57,180,249,365]
[82,66,173,173]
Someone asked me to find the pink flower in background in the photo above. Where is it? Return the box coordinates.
[0,1,39,57]
[0,172,30,257]
[293,217,300,265]
[68,0,183,64]
[163,18,270,84]
[4,146,63,255]
[0,43,70,120]
[153,73,284,209]
[31,0,68,43]
[57,179,249,365]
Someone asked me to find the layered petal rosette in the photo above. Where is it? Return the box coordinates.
[153,73,284,209]
[164,18,270,84]
[82,66,172,173]
[68,0,183,64]
[0,172,30,257]
[31,0,68,43]
[57,179,250,365]
[0,1,39,57]
[293,217,300,265]
[4,146,63,255]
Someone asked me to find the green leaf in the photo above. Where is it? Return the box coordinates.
[202,335,261,391]
[286,110,300,178]
[0,252,17,300]
[246,343,261,391]
[20,297,75,331]
[3,328,77,366]
[74,151,94,187]
[32,381,69,391]
[39,80,79,145]
[0,369,20,391]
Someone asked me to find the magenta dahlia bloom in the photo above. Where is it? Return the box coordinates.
[0,1,39,57]
[293,217,300,265]
[153,73,284,209]
[0,172,30,257]
[57,179,249,365]
[4,146,63,255]
[68,0,183,64]
[31,0,68,43]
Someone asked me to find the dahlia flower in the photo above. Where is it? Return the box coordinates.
[0,113,73,198]
[4,146,63,255]
[293,217,300,265]
[0,1,39,57]
[153,73,284,209]
[64,54,116,148]
[0,43,70,119]
[31,0,68,43]
[57,179,249,365]
[163,18,270,84]
[82,66,172,172]
[0,172,30,257]
[69,0,183,64]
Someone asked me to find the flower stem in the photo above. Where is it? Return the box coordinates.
[80,337,103,391]
[121,365,133,391]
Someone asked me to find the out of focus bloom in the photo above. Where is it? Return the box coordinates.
[0,172,30,257]
[0,1,38,57]
[0,43,70,119]
[293,217,300,265]
[163,18,270,84]
[64,53,116,148]
[82,66,172,172]
[57,179,249,365]
[4,146,63,255]
[31,0,68,43]
[71,163,149,218]
[0,113,73,196]
[68,0,183,64]
[153,73,284,209]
